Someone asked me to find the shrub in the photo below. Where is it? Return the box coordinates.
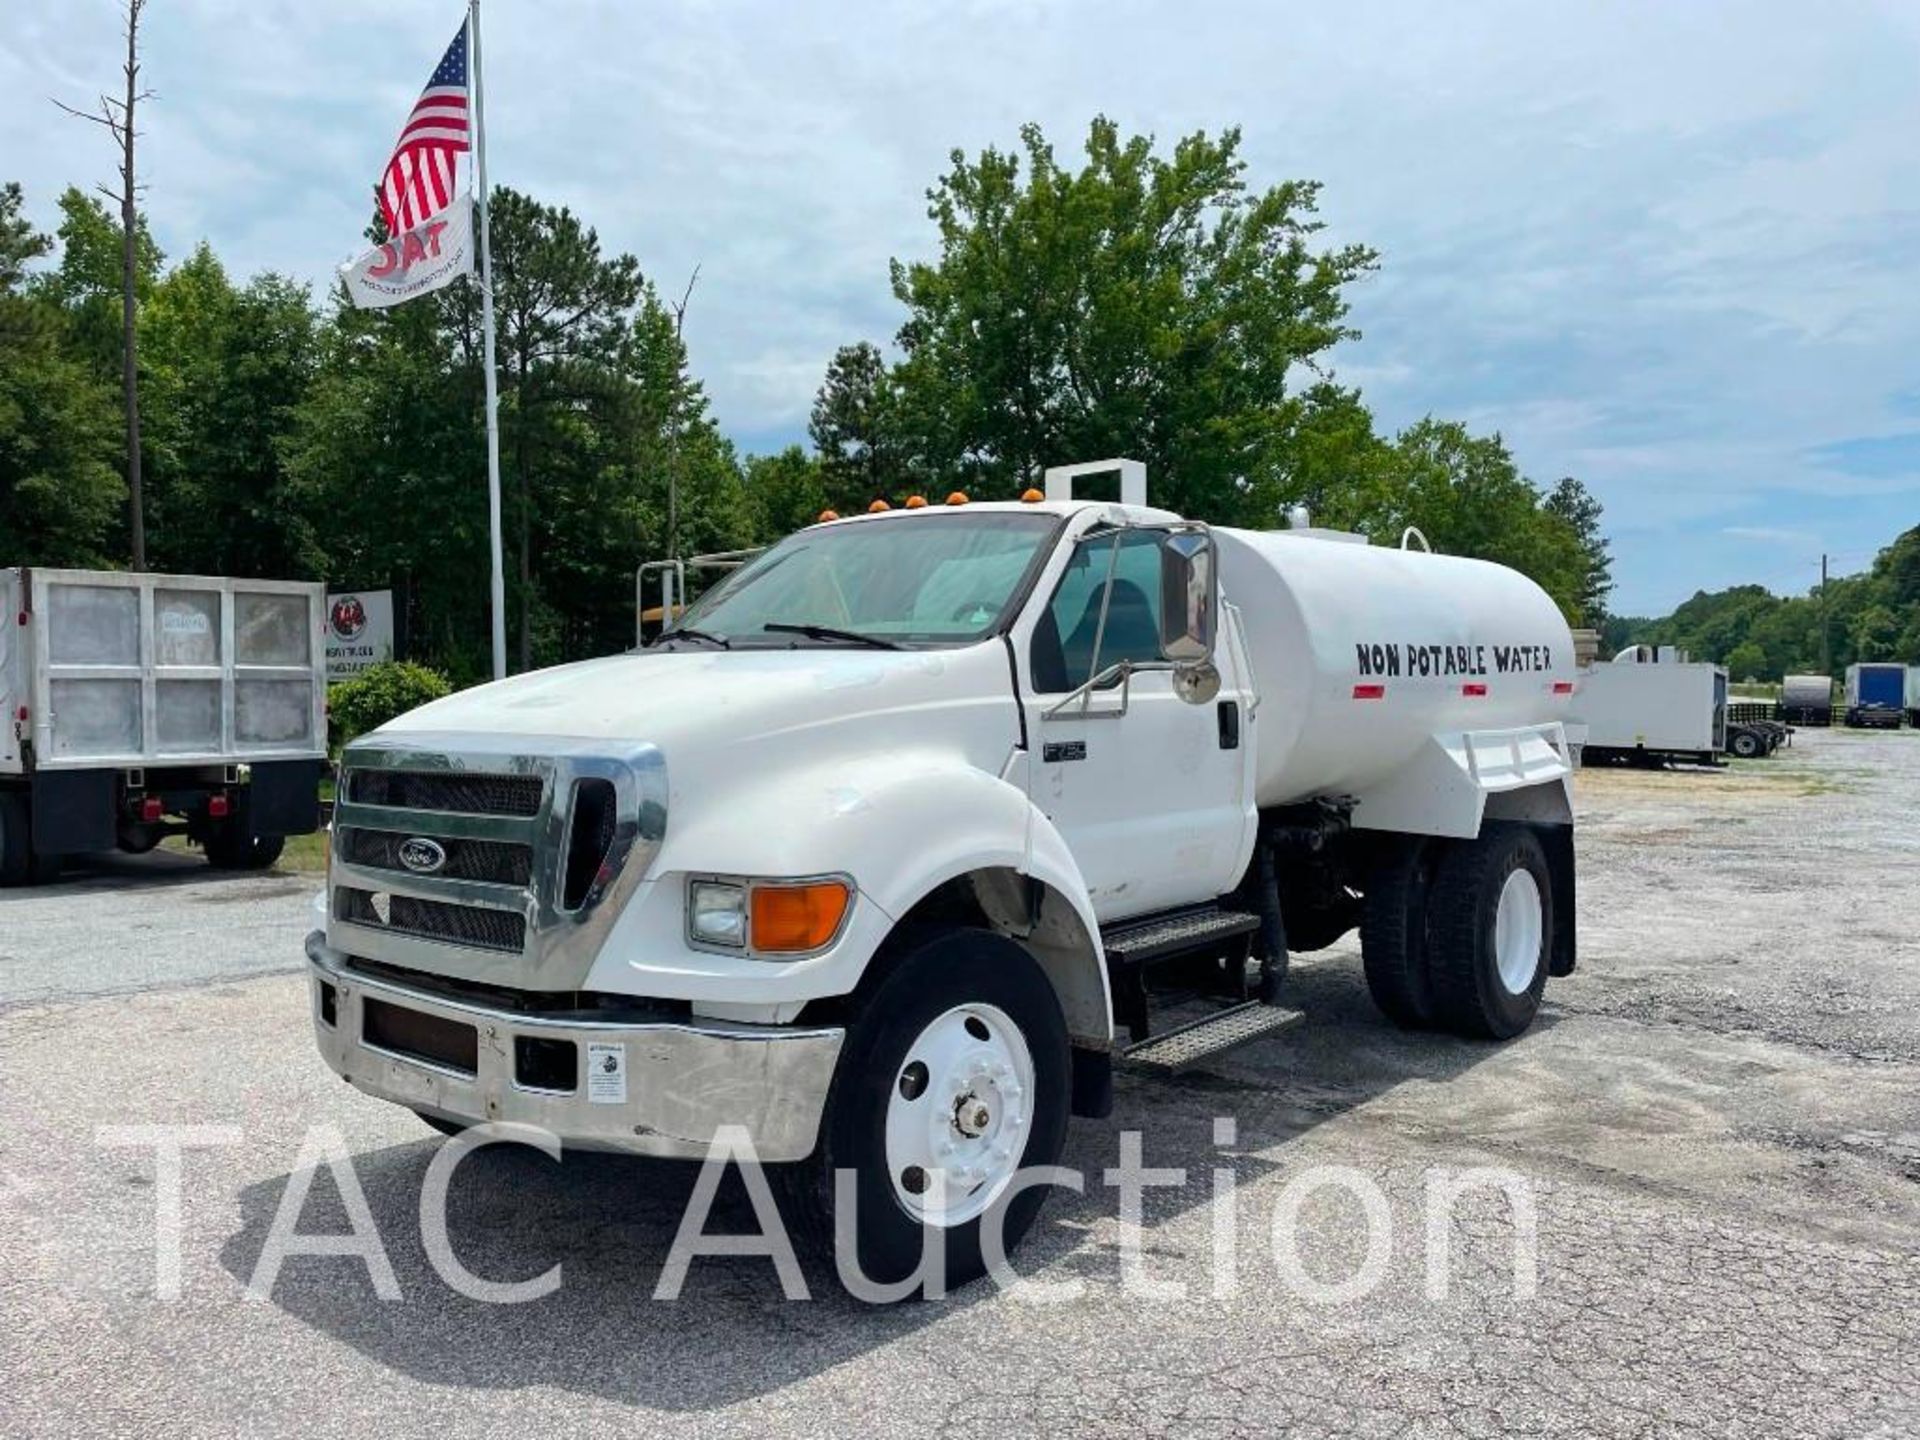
[328,661,453,749]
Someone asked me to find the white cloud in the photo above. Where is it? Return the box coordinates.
[5,0,1919,611]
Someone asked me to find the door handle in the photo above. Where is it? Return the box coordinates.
[1217,700,1240,750]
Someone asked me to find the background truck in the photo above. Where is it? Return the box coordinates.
[1780,673,1834,726]
[305,459,1579,1285]
[0,568,326,884]
[1571,646,1728,767]
[1844,662,1906,729]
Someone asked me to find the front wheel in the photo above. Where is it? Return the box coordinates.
[1428,824,1553,1040]
[786,928,1072,1293]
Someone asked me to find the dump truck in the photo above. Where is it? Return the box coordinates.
[306,459,1579,1284]
[0,568,326,883]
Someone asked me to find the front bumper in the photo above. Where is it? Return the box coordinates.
[306,932,843,1161]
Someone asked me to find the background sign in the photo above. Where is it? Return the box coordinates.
[325,589,395,681]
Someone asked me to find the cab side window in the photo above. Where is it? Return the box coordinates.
[1030,529,1165,693]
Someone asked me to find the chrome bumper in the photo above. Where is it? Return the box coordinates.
[306,931,843,1161]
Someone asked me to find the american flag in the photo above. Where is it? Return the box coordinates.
[377,23,471,235]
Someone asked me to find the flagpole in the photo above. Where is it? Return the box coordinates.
[469,0,507,681]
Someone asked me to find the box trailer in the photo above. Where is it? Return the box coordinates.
[1780,673,1833,727]
[1844,663,1905,729]
[1573,652,1728,766]
[0,568,327,883]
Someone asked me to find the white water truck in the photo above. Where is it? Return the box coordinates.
[307,459,1578,1284]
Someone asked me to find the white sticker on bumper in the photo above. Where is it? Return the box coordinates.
[586,1042,628,1104]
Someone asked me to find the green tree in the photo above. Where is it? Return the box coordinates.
[0,183,124,566]
[140,245,319,577]
[1723,641,1767,681]
[1542,476,1614,627]
[809,340,906,509]
[1376,418,1590,618]
[883,118,1377,515]
[745,445,829,541]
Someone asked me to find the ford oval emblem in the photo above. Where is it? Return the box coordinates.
[398,837,447,875]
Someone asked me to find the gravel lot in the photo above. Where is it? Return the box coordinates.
[3,728,1918,1438]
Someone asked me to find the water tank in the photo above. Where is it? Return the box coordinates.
[1214,528,1575,807]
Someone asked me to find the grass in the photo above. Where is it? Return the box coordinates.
[158,828,330,874]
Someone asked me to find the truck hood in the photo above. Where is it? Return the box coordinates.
[376,647,995,755]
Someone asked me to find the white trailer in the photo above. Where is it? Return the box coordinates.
[1908,666,1920,728]
[0,568,327,883]
[1572,650,1727,766]
[305,460,1579,1286]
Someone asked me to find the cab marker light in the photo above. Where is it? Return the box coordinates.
[817,508,840,522]
[867,499,891,513]
[1020,488,1044,503]
[904,494,929,509]
[946,491,969,505]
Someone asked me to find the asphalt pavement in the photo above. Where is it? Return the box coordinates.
[3,729,1917,1438]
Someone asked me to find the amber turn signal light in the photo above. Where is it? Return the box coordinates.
[750,881,852,952]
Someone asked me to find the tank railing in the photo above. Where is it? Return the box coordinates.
[1400,527,1432,553]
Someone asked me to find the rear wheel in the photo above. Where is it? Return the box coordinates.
[1429,824,1552,1040]
[1729,728,1761,759]
[0,791,60,886]
[785,928,1071,1292]
[206,825,284,870]
[1361,836,1438,1028]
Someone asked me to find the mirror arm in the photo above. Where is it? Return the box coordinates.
[1043,661,1135,721]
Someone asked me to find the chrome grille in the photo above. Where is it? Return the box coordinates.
[336,887,527,953]
[346,768,543,816]
[329,736,668,991]
[338,826,533,887]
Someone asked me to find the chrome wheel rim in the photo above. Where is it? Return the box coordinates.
[884,1002,1035,1227]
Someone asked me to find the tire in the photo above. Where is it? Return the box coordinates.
[0,791,60,886]
[1428,823,1553,1040]
[1729,729,1761,759]
[784,928,1072,1294]
[206,827,285,871]
[1361,836,1438,1028]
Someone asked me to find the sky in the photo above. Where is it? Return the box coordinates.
[3,0,1918,616]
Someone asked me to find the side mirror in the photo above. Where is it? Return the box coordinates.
[1158,529,1218,666]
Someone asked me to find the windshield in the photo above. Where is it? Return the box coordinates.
[671,512,1059,648]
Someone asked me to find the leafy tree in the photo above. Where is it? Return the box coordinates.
[809,341,908,509]
[1851,603,1900,660]
[1724,641,1766,680]
[1542,476,1613,627]
[1375,418,1590,619]
[0,183,123,566]
[140,245,319,577]
[882,118,1378,515]
[745,445,829,541]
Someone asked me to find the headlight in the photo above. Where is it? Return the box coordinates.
[688,880,748,947]
[686,876,853,956]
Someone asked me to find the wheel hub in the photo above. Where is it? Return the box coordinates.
[885,1003,1036,1227]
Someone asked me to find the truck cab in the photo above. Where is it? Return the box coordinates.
[307,459,1578,1285]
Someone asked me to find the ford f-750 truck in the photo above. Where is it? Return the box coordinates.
[305,459,1578,1283]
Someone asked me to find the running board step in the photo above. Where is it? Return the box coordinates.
[1121,1000,1304,1074]
[1102,906,1261,968]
